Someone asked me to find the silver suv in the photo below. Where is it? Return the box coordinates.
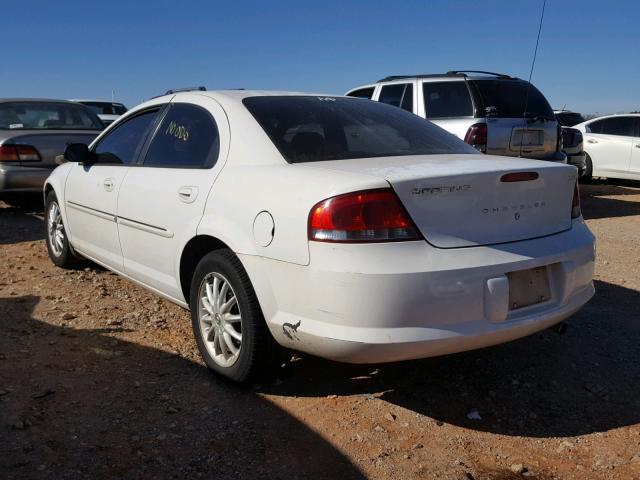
[346,71,566,163]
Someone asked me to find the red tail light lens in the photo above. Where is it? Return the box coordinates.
[571,181,581,219]
[464,123,487,153]
[0,145,19,161]
[309,189,421,243]
[0,144,41,162]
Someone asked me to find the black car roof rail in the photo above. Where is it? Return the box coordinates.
[377,71,516,82]
[164,86,207,95]
[446,70,514,79]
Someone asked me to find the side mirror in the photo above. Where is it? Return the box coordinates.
[64,143,94,164]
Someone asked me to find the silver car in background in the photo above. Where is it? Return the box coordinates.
[70,99,128,126]
[0,99,103,198]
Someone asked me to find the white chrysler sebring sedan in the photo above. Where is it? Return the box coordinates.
[43,90,595,383]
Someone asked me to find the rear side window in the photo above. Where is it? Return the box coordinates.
[470,80,554,119]
[243,96,477,164]
[94,110,159,164]
[379,84,413,112]
[587,117,635,137]
[422,81,473,118]
[143,103,220,169]
[346,87,375,99]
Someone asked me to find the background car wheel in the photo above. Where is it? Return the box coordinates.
[190,249,278,384]
[581,154,593,182]
[45,191,81,268]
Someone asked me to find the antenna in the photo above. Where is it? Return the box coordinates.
[519,0,547,158]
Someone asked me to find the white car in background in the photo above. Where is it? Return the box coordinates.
[572,114,640,181]
[44,90,595,383]
[70,99,128,126]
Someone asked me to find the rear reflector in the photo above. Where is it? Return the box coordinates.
[309,189,421,243]
[0,144,41,162]
[571,181,581,219]
[500,172,539,182]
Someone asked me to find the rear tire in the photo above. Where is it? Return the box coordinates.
[45,191,81,268]
[581,153,593,182]
[189,249,278,384]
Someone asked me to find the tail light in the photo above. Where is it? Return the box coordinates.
[464,123,487,153]
[308,189,421,243]
[571,181,581,219]
[0,144,41,162]
[556,124,563,152]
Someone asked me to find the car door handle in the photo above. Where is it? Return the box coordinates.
[635,144,640,148]
[178,186,198,204]
[103,178,115,191]
[587,139,598,144]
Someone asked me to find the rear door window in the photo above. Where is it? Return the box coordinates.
[379,84,413,112]
[588,117,635,137]
[142,103,220,169]
[422,81,473,118]
[93,109,160,164]
[346,87,375,99]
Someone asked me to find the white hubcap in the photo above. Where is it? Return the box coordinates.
[198,272,242,367]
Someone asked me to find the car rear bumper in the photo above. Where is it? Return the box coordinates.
[242,220,595,363]
[0,164,52,192]
[565,152,587,176]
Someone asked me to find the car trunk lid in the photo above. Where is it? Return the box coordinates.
[0,130,100,168]
[301,154,577,248]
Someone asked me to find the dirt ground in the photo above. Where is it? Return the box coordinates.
[1,181,639,480]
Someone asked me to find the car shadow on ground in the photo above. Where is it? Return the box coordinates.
[0,198,45,245]
[580,180,640,220]
[268,280,640,438]
[0,295,366,479]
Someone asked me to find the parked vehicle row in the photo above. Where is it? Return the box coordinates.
[43,89,595,383]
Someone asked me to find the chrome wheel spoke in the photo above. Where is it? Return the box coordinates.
[223,313,241,323]
[220,295,237,314]
[224,324,241,342]
[222,332,239,355]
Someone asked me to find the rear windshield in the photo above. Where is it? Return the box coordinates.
[555,112,585,127]
[81,102,127,116]
[0,102,103,130]
[243,96,477,163]
[470,80,554,119]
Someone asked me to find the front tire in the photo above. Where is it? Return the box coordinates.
[190,249,277,384]
[45,191,80,268]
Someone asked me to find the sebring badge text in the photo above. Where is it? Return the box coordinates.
[411,185,471,195]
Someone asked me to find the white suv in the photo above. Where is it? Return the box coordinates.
[347,71,566,163]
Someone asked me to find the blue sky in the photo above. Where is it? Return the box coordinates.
[1,0,637,115]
